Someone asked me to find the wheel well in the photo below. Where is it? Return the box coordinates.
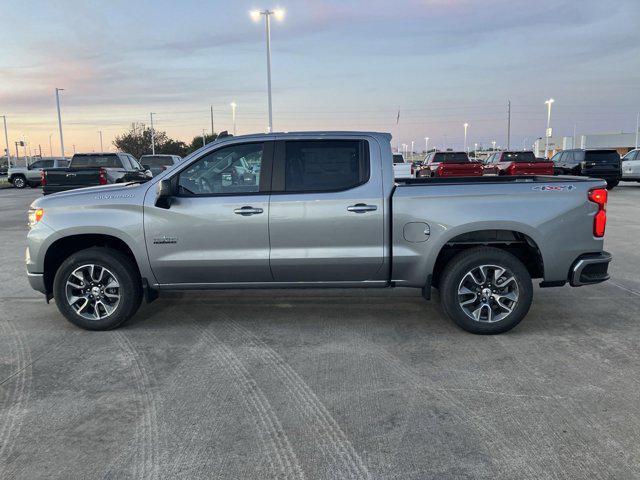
[431,230,544,288]
[43,234,140,293]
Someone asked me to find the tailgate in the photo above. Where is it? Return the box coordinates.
[43,168,102,188]
[439,163,483,177]
[509,162,554,175]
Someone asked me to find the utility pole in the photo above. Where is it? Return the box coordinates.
[1,116,9,167]
[506,100,511,150]
[55,88,65,157]
[150,112,156,154]
[211,105,215,137]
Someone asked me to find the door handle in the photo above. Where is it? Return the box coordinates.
[234,206,264,216]
[347,204,377,213]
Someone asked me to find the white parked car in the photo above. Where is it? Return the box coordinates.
[8,158,69,188]
[392,153,414,179]
[621,149,640,182]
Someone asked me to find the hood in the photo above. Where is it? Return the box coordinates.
[31,182,148,209]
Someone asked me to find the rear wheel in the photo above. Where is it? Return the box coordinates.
[53,247,142,330]
[439,247,533,334]
[12,175,26,188]
[606,180,619,190]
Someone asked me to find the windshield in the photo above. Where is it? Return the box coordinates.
[433,152,470,163]
[141,155,175,167]
[501,151,537,162]
[71,155,121,168]
[584,151,620,164]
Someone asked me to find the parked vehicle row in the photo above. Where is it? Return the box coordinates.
[26,131,611,335]
[398,148,624,190]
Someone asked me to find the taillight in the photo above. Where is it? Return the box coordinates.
[98,167,107,185]
[588,188,607,237]
[507,162,517,175]
[437,164,445,176]
[40,170,46,186]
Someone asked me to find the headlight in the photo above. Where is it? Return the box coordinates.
[28,208,44,227]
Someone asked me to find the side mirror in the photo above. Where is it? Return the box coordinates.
[155,179,173,209]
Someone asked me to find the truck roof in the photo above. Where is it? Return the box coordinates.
[213,131,392,142]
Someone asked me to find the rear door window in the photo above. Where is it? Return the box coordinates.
[282,140,369,193]
[433,152,469,163]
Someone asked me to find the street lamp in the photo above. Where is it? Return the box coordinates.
[544,98,554,159]
[202,129,206,147]
[410,140,414,159]
[150,113,156,155]
[230,102,237,135]
[48,133,54,157]
[425,137,429,153]
[492,140,496,151]
[463,123,469,152]
[1,116,9,167]
[251,8,285,133]
[55,88,65,157]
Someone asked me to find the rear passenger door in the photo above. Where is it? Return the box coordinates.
[268,138,385,283]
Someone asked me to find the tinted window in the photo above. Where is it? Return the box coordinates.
[501,151,537,162]
[71,155,122,168]
[141,155,175,167]
[29,161,43,169]
[551,152,562,164]
[178,143,263,195]
[432,152,470,163]
[392,154,405,164]
[284,140,368,193]
[585,150,620,164]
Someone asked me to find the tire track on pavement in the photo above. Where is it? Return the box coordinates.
[107,331,164,480]
[219,314,371,480]
[0,318,32,478]
[188,319,306,480]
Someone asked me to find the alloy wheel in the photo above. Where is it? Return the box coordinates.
[65,264,121,321]
[457,264,519,323]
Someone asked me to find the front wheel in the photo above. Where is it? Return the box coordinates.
[12,175,26,188]
[53,247,142,330]
[439,247,533,334]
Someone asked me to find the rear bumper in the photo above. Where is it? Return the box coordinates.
[27,272,47,294]
[569,251,612,286]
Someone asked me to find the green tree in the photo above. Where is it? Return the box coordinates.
[113,123,188,158]
[185,133,218,156]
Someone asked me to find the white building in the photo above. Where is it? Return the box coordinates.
[534,131,638,158]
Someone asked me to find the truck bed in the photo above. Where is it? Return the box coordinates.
[396,174,594,186]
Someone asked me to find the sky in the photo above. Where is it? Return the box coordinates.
[1,0,639,156]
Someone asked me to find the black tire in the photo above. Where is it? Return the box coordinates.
[606,180,618,190]
[12,175,26,189]
[439,247,533,334]
[53,247,142,330]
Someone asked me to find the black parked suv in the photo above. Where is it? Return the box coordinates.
[551,149,622,189]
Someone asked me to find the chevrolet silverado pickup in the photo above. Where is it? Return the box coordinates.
[417,151,483,178]
[483,151,554,176]
[26,131,612,334]
[42,153,151,195]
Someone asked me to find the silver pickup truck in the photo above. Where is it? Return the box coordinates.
[26,131,612,334]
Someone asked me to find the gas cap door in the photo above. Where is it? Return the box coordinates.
[403,222,430,243]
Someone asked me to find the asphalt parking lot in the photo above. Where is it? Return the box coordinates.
[1,185,640,479]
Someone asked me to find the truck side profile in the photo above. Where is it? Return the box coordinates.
[26,132,611,334]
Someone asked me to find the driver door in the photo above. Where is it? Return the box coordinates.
[144,141,274,286]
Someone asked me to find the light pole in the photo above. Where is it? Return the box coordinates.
[202,129,206,147]
[150,113,156,155]
[48,133,54,157]
[492,140,496,151]
[635,112,639,149]
[1,116,9,167]
[230,102,237,135]
[55,87,65,157]
[73,144,76,154]
[544,98,554,159]
[410,140,414,160]
[463,123,469,153]
[425,137,429,153]
[474,142,478,157]
[251,8,285,133]
[210,105,215,136]
[98,131,103,152]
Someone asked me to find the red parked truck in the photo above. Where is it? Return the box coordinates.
[417,151,483,178]
[483,151,554,176]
